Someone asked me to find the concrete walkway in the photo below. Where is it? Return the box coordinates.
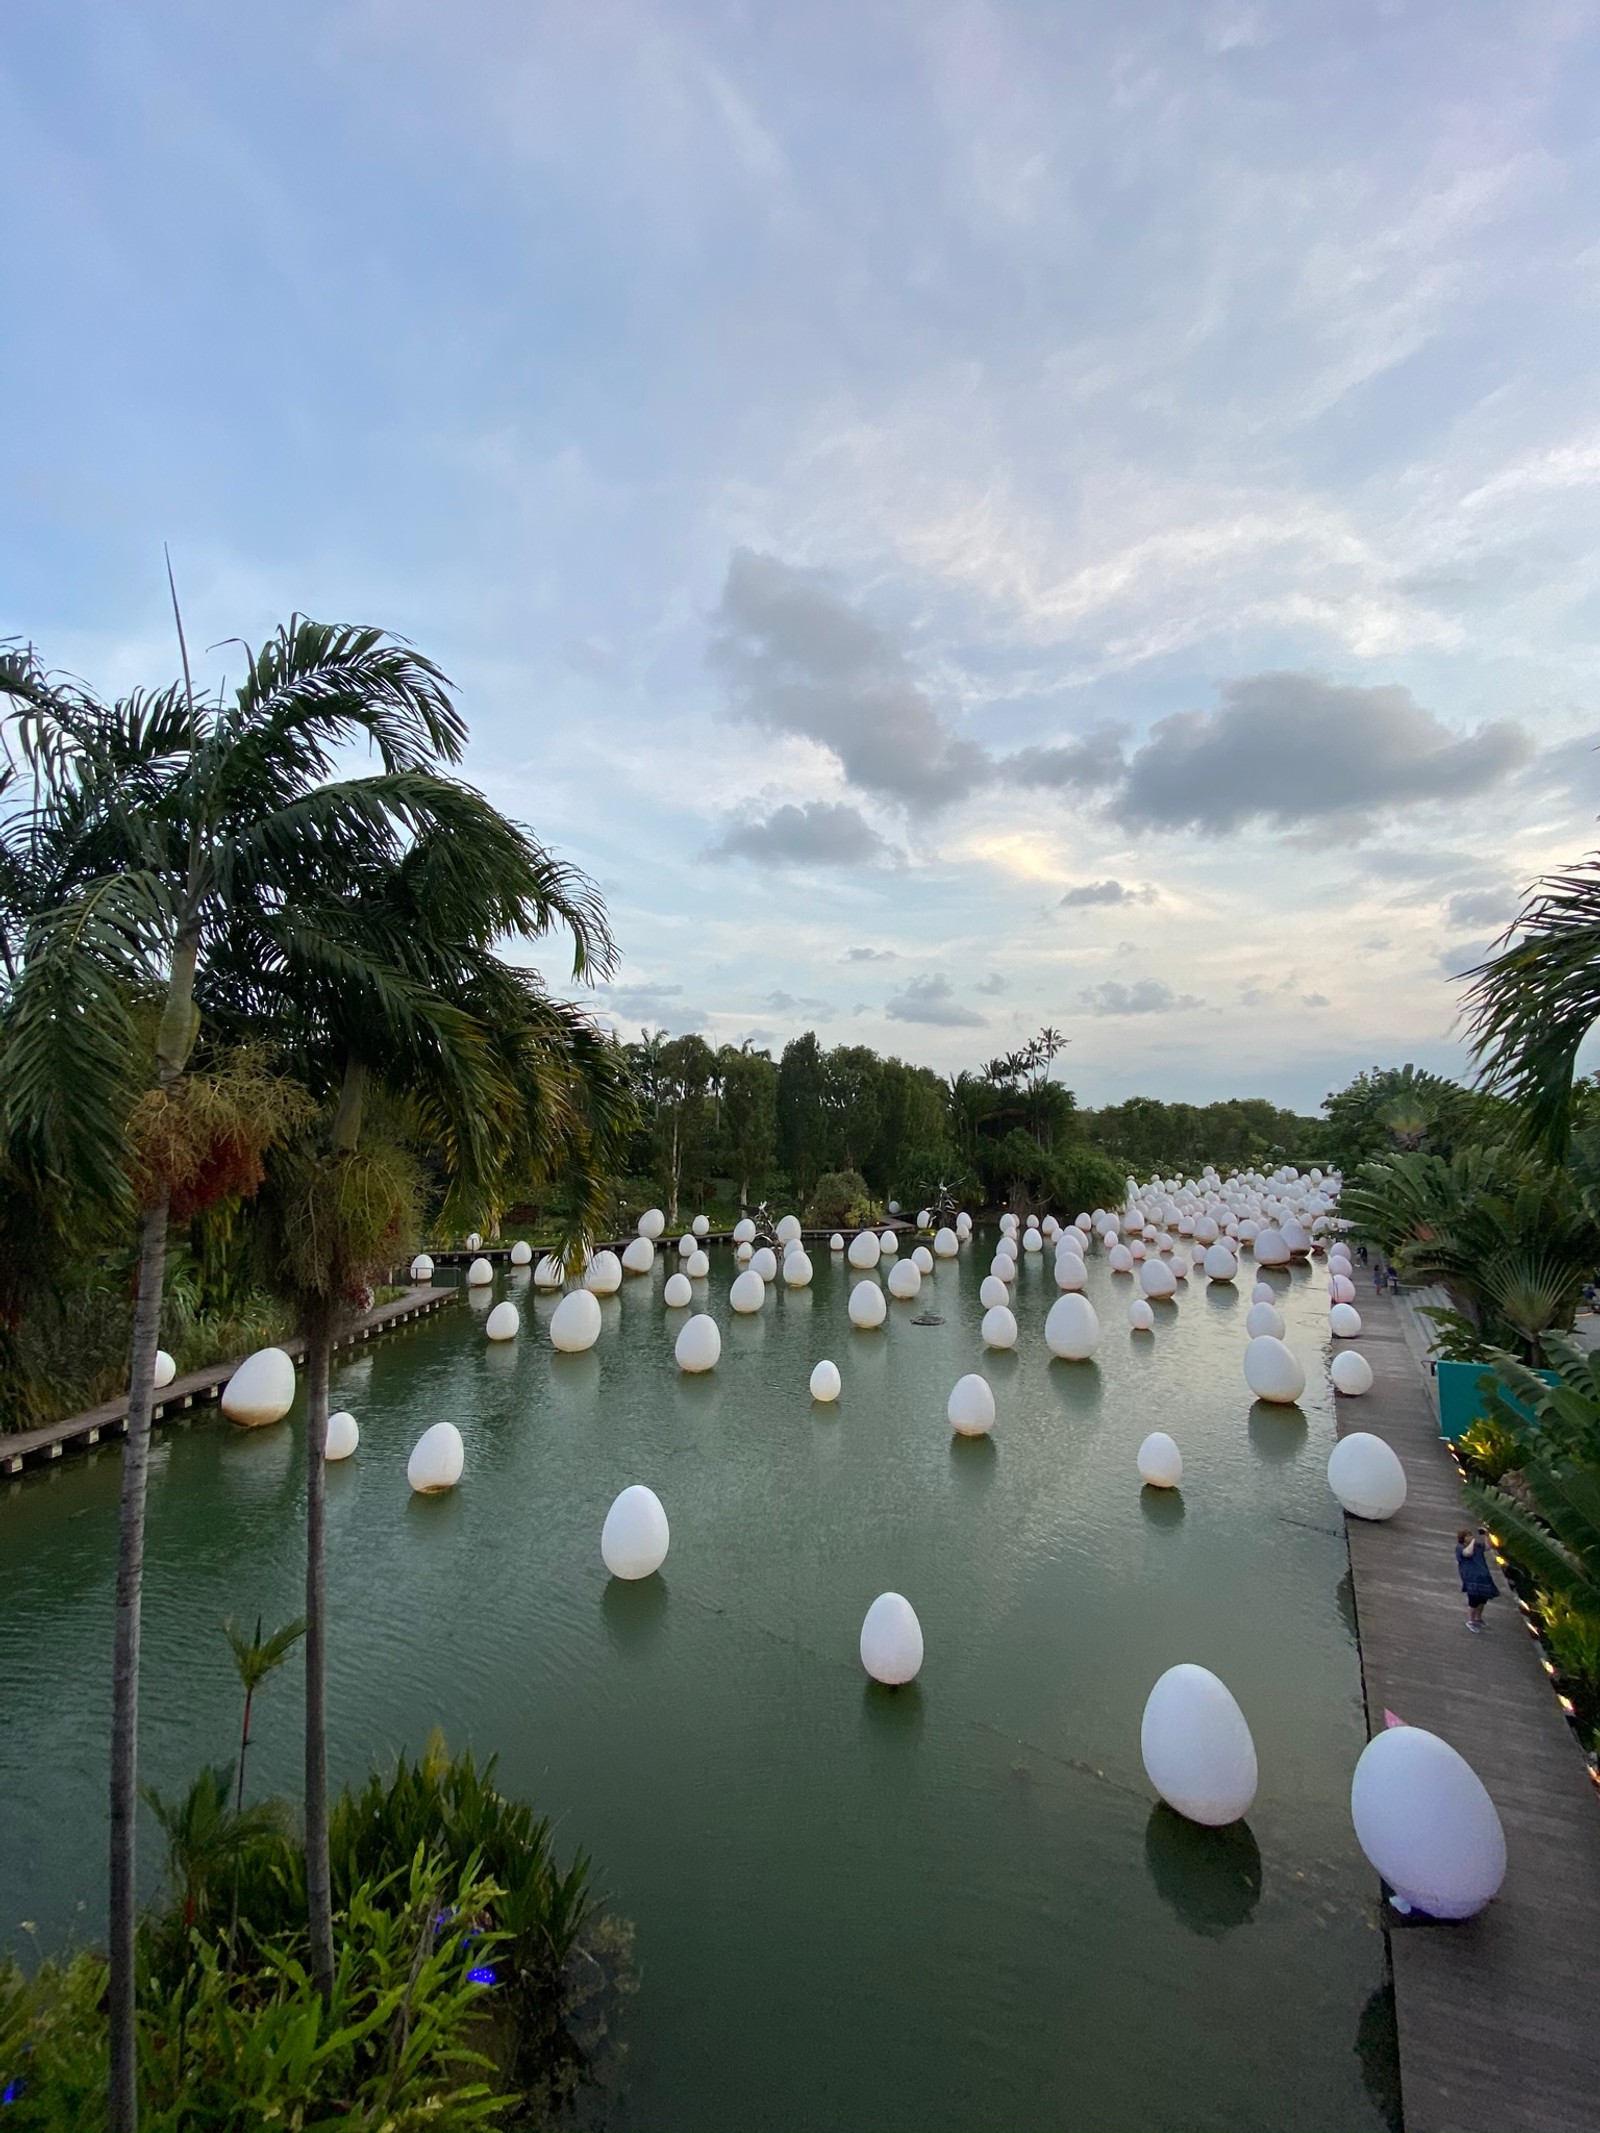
[1339,1286,1600,2133]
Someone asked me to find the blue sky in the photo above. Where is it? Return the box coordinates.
[6,0,1600,1110]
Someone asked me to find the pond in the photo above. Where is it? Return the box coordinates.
[0,1237,1395,2131]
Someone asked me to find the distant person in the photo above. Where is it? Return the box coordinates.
[1456,1527,1499,1631]
[1357,1243,1369,1266]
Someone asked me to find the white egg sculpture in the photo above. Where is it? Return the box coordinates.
[675,1313,721,1372]
[992,1251,1017,1282]
[956,1212,973,1238]
[730,1269,766,1314]
[1140,1664,1258,1826]
[776,1214,802,1247]
[848,1280,887,1329]
[409,1254,435,1283]
[585,1251,623,1295]
[678,1232,696,1257]
[485,1301,520,1342]
[1140,1259,1177,1301]
[534,1255,563,1289]
[1255,1229,1291,1266]
[1250,1280,1275,1305]
[1045,1294,1100,1360]
[860,1593,924,1685]
[733,1218,757,1244]
[1331,1349,1374,1396]
[1000,1213,1018,1238]
[686,1249,711,1279]
[751,1246,778,1282]
[917,1209,932,1230]
[810,1358,841,1402]
[637,1209,665,1241]
[465,1233,482,1251]
[735,1241,753,1265]
[324,1409,359,1460]
[1055,1255,1087,1292]
[947,1372,996,1435]
[1330,1303,1363,1338]
[153,1349,177,1389]
[1022,1229,1042,1254]
[601,1483,670,1578]
[888,1259,922,1300]
[848,1230,881,1270]
[1245,1301,1285,1340]
[1137,1431,1183,1488]
[979,1274,1010,1310]
[663,1271,693,1309]
[879,1228,899,1255]
[509,1240,532,1266]
[1243,1334,1306,1404]
[221,1347,297,1428]
[1128,1298,1154,1332]
[622,1236,656,1275]
[784,1250,814,1287]
[912,1246,934,1274]
[933,1227,959,1258]
[1108,1244,1135,1274]
[830,1232,845,1253]
[466,1256,494,1287]
[981,1304,1018,1349]
[1350,1726,1505,1918]
[407,1421,464,1494]
[1327,1432,1407,1519]
[1282,1219,1311,1257]
[692,1215,711,1238]
[1203,1244,1238,1282]
[1330,1274,1356,1304]
[551,1289,603,1352]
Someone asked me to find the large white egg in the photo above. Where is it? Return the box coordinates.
[830,1232,845,1252]
[1137,1431,1183,1488]
[1254,1229,1291,1266]
[888,1259,922,1299]
[692,1215,711,1238]
[1330,1273,1356,1304]
[638,1208,666,1240]
[1204,1244,1238,1282]
[784,1249,814,1287]
[1330,1302,1363,1338]
[465,1233,482,1251]
[849,1281,887,1329]
[550,1289,603,1353]
[991,1252,1017,1283]
[879,1228,899,1255]
[663,1271,693,1309]
[1108,1244,1134,1274]
[730,1269,766,1313]
[776,1214,802,1246]
[407,1421,464,1494]
[585,1250,623,1295]
[848,1230,881,1270]
[509,1240,532,1266]
[601,1483,669,1578]
[1282,1219,1311,1257]
[1055,1255,1087,1292]
[622,1236,655,1275]
[678,1232,696,1257]
[810,1358,842,1402]
[735,1241,753,1265]
[1045,1293,1100,1360]
[1000,1213,1018,1237]
[917,1208,932,1230]
[1140,1258,1177,1300]
[979,1274,1010,1310]
[1243,1334,1305,1404]
[153,1349,177,1390]
[409,1254,435,1283]
[1330,1349,1374,1396]
[485,1300,520,1342]
[466,1256,494,1288]
[733,1218,757,1244]
[981,1304,1018,1349]
[1250,1281,1275,1305]
[1022,1229,1042,1254]
[947,1373,996,1435]
[1140,1664,1258,1826]
[956,1212,973,1237]
[686,1249,711,1279]
[324,1409,359,1460]
[1244,1301,1285,1340]
[221,1347,296,1428]
[933,1227,959,1258]
[860,1592,924,1684]
[1327,1432,1407,1518]
[750,1246,779,1282]
[1128,1298,1155,1332]
[534,1255,563,1289]
[1350,1726,1505,1918]
[675,1313,721,1372]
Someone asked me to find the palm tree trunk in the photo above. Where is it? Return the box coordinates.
[107,1190,170,2133]
[303,1308,335,2001]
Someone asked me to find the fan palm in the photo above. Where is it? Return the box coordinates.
[1464,856,1600,1159]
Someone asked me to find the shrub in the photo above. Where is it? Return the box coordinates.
[1457,1414,1523,1483]
[805,1170,873,1230]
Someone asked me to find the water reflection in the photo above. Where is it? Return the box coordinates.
[1248,1400,1308,1462]
[1046,1358,1103,1422]
[1143,1804,1261,1937]
[1204,1281,1240,1315]
[859,1677,925,1764]
[602,1572,669,1657]
[1139,1484,1186,1529]
[548,1349,603,1410]
[221,1423,294,1507]
[949,1432,998,1497]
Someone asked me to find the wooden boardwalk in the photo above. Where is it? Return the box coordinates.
[1339,1285,1600,2133]
[0,1283,457,1479]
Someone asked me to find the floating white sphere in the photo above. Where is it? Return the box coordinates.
[917,1209,932,1230]
[1108,1244,1134,1274]
[324,1409,359,1460]
[534,1255,563,1289]
[981,1304,1018,1349]
[887,1259,922,1300]
[585,1251,623,1295]
[1245,1301,1285,1340]
[678,1232,696,1257]
[601,1483,670,1578]
[1000,1213,1018,1237]
[407,1421,464,1494]
[1141,1664,1258,1826]
[776,1214,802,1246]
[733,1217,757,1244]
[221,1347,296,1428]
[784,1250,814,1288]
[860,1592,924,1684]
[848,1230,881,1270]
[1328,1431,1407,1518]
[955,1212,973,1237]
[692,1215,710,1238]
[637,1208,665,1240]
[686,1249,710,1279]
[1022,1229,1042,1254]
[735,1241,753,1265]
[1350,1726,1505,1918]
[830,1232,845,1252]
[466,1256,494,1287]
[979,1274,1010,1310]
[931,1227,957,1259]
[1045,1293,1100,1360]
[912,1245,934,1274]
[1330,1302,1363,1338]
[1243,1334,1306,1404]
[663,1271,693,1309]
[621,1236,655,1275]
[990,1253,1017,1284]
[1251,1281,1275,1306]
[509,1240,532,1266]
[1137,1431,1183,1488]
[1331,1349,1374,1396]
[730,1269,766,1313]
[810,1358,842,1402]
[485,1300,520,1341]
[1255,1229,1291,1267]
[551,1289,603,1352]
[1140,1258,1177,1301]
[1128,1298,1154,1332]
[879,1228,899,1255]
[409,1254,435,1283]
[947,1372,996,1435]
[848,1280,887,1329]
[675,1312,721,1371]
[153,1349,177,1389]
[751,1246,778,1282]
[1203,1244,1238,1282]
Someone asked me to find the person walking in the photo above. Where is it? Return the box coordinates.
[1456,1526,1500,1630]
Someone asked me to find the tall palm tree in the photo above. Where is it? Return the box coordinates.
[1465,856,1600,1158]
[0,617,475,2132]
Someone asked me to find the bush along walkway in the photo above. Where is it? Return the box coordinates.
[1337,1284,1600,2133]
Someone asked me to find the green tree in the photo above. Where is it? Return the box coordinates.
[823,1045,882,1174]
[1464,856,1600,1160]
[716,1043,777,1206]
[776,1033,828,1203]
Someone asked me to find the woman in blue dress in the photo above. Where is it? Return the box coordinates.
[1456,1526,1499,1631]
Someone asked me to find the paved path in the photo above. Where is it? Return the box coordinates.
[1340,1286,1600,2133]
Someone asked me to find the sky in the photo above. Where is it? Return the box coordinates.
[5,0,1600,1112]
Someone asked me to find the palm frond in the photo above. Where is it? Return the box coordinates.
[1463,858,1600,1158]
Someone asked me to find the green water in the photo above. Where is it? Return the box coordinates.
[0,1240,1394,2131]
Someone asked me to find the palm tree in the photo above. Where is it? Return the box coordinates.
[0,616,474,2132]
[1465,856,1600,1158]
[223,1613,306,1813]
